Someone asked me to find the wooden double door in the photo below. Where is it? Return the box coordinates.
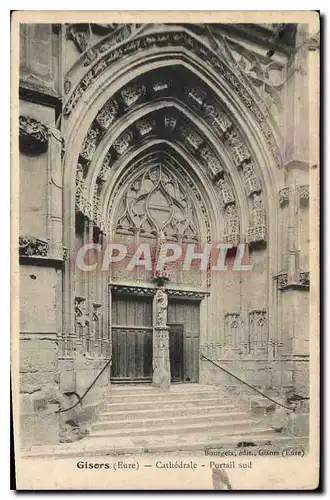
[111,295,200,383]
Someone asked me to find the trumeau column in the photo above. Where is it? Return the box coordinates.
[152,288,171,389]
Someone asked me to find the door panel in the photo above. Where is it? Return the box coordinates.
[111,295,153,381]
[168,299,200,383]
[169,324,184,382]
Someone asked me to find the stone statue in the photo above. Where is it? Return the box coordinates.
[155,288,168,327]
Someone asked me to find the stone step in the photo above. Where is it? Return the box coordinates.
[99,404,238,421]
[22,434,308,460]
[105,391,231,404]
[109,383,218,394]
[93,410,249,431]
[103,397,236,412]
[89,417,262,438]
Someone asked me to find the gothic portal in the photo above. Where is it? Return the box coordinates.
[17,22,315,447]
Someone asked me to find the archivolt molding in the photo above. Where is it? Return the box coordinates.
[63,28,282,167]
[74,94,265,246]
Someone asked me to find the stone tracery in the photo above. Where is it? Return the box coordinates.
[65,24,283,374]
[18,22,312,448]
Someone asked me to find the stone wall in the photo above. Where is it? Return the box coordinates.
[17,22,312,448]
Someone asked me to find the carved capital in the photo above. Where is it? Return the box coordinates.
[19,115,49,154]
[279,187,290,207]
[19,236,49,257]
[299,271,310,288]
[62,246,68,262]
[247,225,266,246]
[274,272,289,290]
[273,271,309,291]
[223,232,240,246]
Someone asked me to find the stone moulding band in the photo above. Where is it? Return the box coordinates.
[110,284,209,299]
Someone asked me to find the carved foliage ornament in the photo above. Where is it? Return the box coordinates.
[224,130,251,168]
[19,116,49,154]
[223,203,240,246]
[299,272,310,287]
[80,128,100,163]
[275,272,288,290]
[217,178,235,206]
[19,237,49,257]
[242,162,262,196]
[247,193,266,245]
[75,165,105,232]
[95,100,119,131]
[155,288,168,327]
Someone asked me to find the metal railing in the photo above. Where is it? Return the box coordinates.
[200,353,295,412]
[56,357,112,414]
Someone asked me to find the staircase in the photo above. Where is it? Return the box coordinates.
[23,383,308,458]
[84,383,289,453]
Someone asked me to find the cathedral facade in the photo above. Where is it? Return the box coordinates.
[17,21,316,447]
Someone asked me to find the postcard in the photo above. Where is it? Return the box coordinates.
[11,10,320,490]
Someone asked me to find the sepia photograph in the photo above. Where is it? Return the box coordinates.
[11,11,320,490]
